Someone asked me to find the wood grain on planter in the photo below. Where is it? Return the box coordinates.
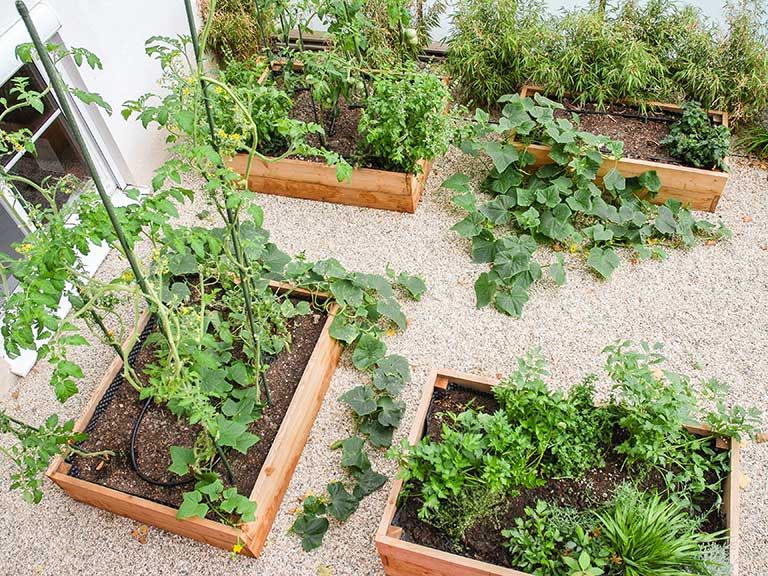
[46,282,343,558]
[517,85,730,212]
[228,154,432,213]
[375,368,742,576]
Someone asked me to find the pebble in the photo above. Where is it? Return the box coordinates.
[1,153,766,575]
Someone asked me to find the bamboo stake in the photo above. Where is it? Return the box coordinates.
[182,0,270,404]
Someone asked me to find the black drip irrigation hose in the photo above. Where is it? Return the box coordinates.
[562,104,678,124]
[129,363,273,488]
[129,397,234,487]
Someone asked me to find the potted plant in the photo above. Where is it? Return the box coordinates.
[207,0,455,213]
[377,343,760,575]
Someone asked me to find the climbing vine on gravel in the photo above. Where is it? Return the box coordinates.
[443,93,729,318]
[287,263,425,550]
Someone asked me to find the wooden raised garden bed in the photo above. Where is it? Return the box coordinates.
[226,64,444,213]
[375,368,742,576]
[517,85,730,212]
[229,154,433,213]
[46,282,343,557]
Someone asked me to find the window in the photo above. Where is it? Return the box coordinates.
[0,55,118,310]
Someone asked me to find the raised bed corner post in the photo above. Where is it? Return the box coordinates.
[182,0,271,405]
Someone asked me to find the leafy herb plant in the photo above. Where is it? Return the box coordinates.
[443,93,728,318]
[393,343,761,574]
[661,102,731,171]
[359,72,451,173]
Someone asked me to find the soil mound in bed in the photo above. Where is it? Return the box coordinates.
[70,308,328,512]
[394,383,728,569]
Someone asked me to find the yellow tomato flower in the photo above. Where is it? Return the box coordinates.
[232,543,244,554]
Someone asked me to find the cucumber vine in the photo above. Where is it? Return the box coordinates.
[443,93,730,318]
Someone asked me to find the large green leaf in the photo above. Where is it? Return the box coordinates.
[494,287,529,317]
[177,491,208,519]
[339,386,377,416]
[327,481,359,521]
[442,173,471,193]
[351,334,387,370]
[328,315,360,344]
[586,247,621,279]
[474,272,497,308]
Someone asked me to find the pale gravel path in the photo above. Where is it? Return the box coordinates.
[1,152,767,576]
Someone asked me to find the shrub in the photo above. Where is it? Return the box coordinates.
[358,72,452,172]
[201,0,268,63]
[446,0,552,107]
[672,0,768,121]
[539,8,668,108]
[661,103,731,171]
[740,124,768,158]
[446,0,768,121]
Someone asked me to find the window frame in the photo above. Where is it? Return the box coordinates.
[0,33,129,376]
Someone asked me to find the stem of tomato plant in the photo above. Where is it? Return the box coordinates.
[183,0,270,405]
[252,0,270,52]
[214,442,235,483]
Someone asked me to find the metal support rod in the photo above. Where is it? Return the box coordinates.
[15,0,152,301]
[182,0,270,405]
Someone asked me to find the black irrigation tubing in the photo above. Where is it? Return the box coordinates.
[562,104,678,124]
[128,397,235,487]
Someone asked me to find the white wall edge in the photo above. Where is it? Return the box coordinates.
[0,1,60,86]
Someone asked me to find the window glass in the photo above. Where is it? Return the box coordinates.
[1,64,90,210]
[0,201,23,305]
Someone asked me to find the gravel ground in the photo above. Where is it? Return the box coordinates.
[1,152,767,576]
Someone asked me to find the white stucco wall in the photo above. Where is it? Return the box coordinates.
[1,0,191,186]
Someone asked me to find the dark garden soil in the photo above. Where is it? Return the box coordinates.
[554,99,682,165]
[70,303,328,515]
[394,384,729,569]
[290,88,364,165]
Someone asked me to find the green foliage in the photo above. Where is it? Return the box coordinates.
[1,11,423,539]
[393,351,611,521]
[605,342,760,508]
[290,436,387,550]
[363,0,446,64]
[446,0,551,107]
[446,0,768,121]
[0,413,87,504]
[596,487,722,576]
[494,353,610,479]
[503,501,609,576]
[739,124,768,158]
[394,343,761,571]
[202,0,270,63]
[539,9,667,109]
[443,94,728,317]
[359,72,452,173]
[661,103,731,170]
